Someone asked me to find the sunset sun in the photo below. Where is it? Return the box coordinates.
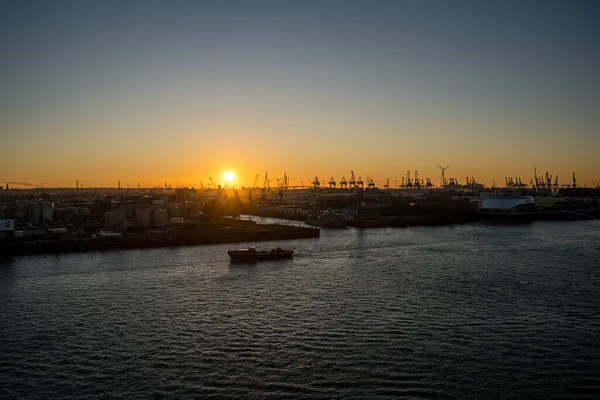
[224,171,234,183]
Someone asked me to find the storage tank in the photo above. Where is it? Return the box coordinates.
[42,202,54,222]
[15,201,28,220]
[104,211,128,231]
[135,209,151,227]
[152,209,167,226]
[54,208,66,222]
[180,203,191,217]
[28,202,42,223]
[169,206,182,218]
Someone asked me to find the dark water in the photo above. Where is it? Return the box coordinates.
[1,220,600,399]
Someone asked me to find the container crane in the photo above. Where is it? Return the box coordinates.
[366,176,375,189]
[328,177,336,188]
[349,171,356,189]
[383,178,390,189]
[340,177,348,189]
[356,176,364,189]
[313,177,320,189]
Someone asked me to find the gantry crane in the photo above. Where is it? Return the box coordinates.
[366,176,375,189]
[349,171,356,189]
[356,176,364,189]
[340,177,348,189]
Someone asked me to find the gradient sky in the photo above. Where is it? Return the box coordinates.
[1,0,599,188]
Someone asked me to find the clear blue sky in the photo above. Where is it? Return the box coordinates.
[1,0,599,187]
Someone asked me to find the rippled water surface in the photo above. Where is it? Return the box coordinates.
[2,220,600,399]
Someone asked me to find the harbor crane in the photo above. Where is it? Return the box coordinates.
[209,177,216,188]
[383,178,390,189]
[253,174,259,188]
[283,173,289,190]
[329,177,336,188]
[436,164,451,187]
[356,176,364,189]
[349,171,356,189]
[414,170,420,189]
[533,167,542,192]
[313,177,320,189]
[366,176,375,189]
[340,177,348,189]
[546,172,552,192]
[561,172,578,189]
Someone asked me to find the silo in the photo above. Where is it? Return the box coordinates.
[104,211,128,231]
[135,209,151,227]
[28,202,42,223]
[180,203,190,217]
[15,201,28,220]
[152,209,167,226]
[169,206,182,218]
[42,202,54,222]
[181,203,197,217]
[54,208,66,222]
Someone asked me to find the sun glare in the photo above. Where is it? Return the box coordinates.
[224,171,234,183]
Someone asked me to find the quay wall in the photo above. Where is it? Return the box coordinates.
[5,225,320,256]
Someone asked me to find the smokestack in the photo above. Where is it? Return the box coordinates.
[76,180,79,190]
[118,180,121,190]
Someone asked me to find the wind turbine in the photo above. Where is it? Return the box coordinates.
[436,164,451,187]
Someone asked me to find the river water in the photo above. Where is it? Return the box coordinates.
[1,220,599,399]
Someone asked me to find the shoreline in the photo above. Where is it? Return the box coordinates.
[2,224,320,257]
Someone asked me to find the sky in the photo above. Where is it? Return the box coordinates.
[1,0,599,188]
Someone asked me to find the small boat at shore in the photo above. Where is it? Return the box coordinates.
[228,246,294,262]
